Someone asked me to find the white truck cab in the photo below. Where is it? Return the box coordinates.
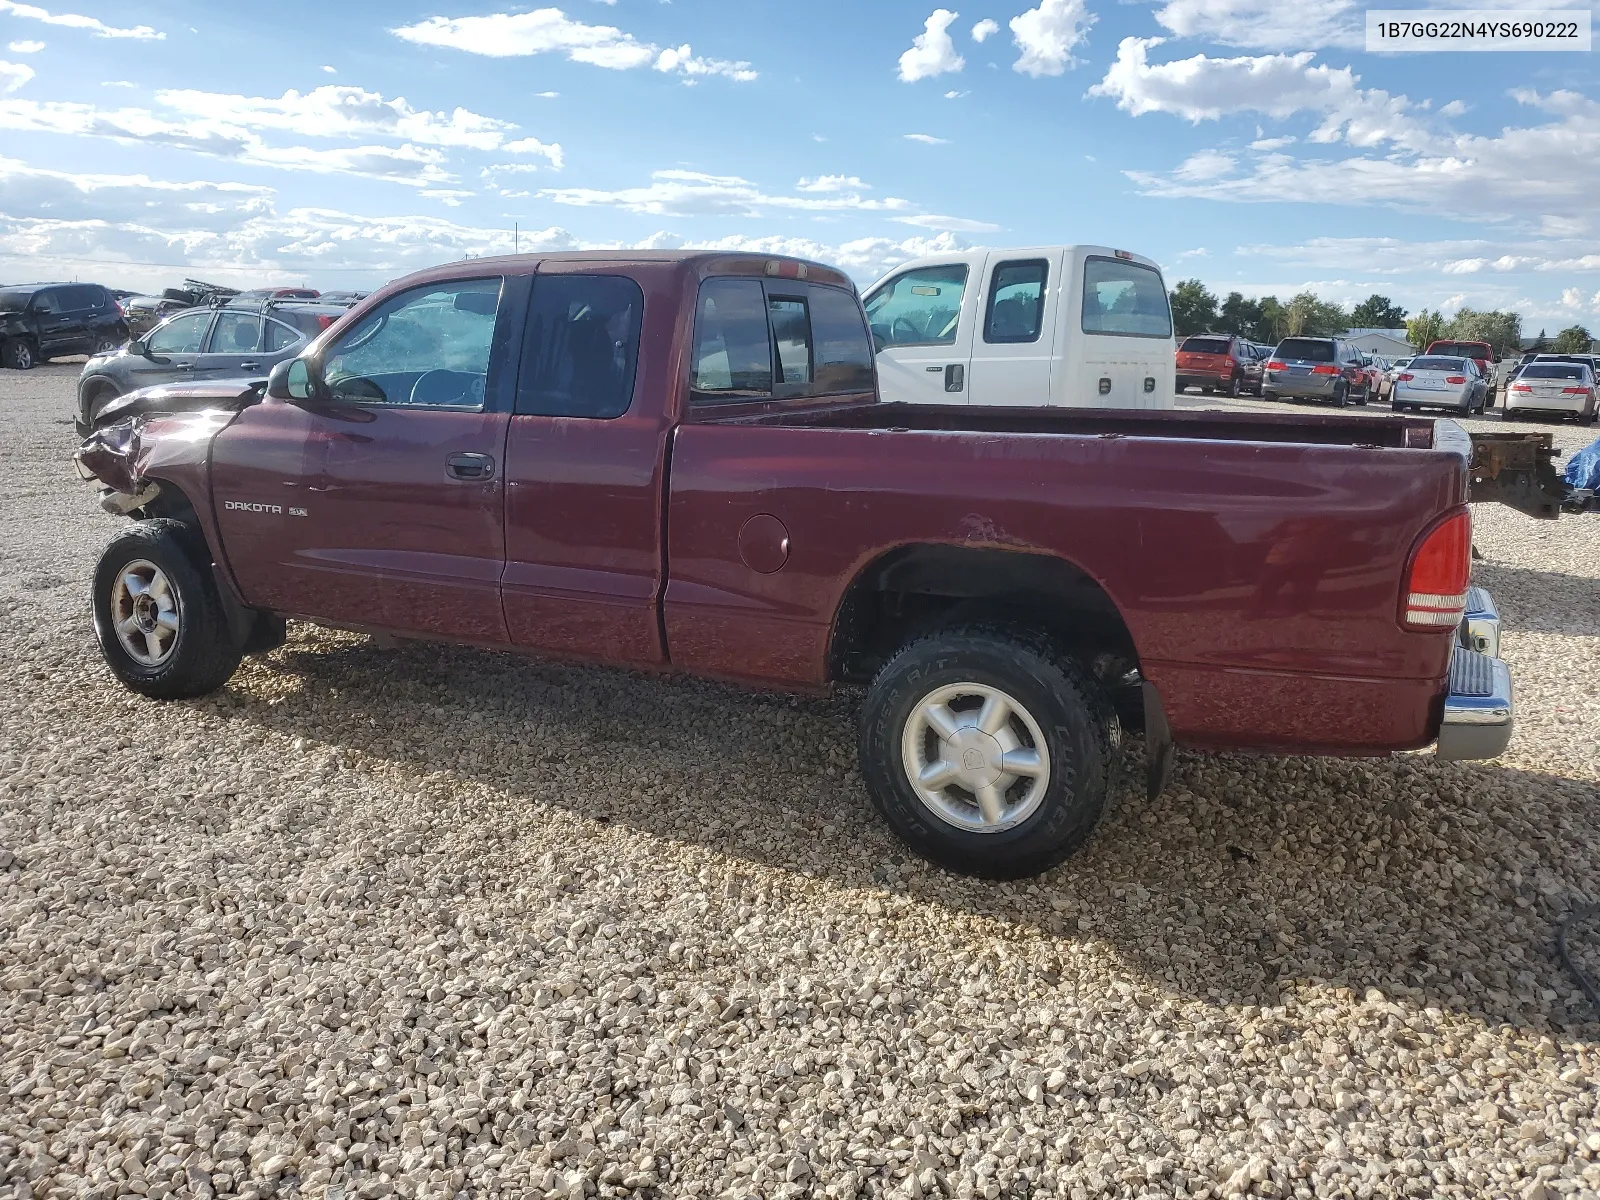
[862,246,1175,409]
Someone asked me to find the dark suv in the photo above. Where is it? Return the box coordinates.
[75,299,347,435]
[1,282,128,370]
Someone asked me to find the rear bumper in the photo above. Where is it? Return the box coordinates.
[1436,646,1514,761]
[1394,385,1470,409]
[1504,392,1588,415]
[1264,372,1339,398]
[1176,369,1232,388]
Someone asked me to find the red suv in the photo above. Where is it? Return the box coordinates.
[1175,333,1262,397]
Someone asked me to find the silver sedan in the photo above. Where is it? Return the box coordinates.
[1390,355,1489,414]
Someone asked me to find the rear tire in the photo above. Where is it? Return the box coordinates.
[859,627,1121,879]
[1262,390,1278,403]
[1332,382,1349,407]
[1228,373,1243,398]
[91,520,243,700]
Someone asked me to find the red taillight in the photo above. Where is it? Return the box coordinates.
[1402,510,1471,630]
[316,315,335,329]
[1562,386,1590,394]
[1311,364,1339,375]
[1445,376,1466,384]
[1398,373,1414,381]
[1510,383,1531,392]
[1266,360,1285,370]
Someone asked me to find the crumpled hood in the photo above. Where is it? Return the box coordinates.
[92,376,264,431]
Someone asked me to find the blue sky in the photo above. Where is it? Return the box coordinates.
[1,0,1597,331]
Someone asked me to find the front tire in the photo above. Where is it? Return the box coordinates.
[92,520,242,700]
[3,339,35,370]
[859,627,1121,879]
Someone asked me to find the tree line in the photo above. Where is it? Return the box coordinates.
[1169,278,1595,355]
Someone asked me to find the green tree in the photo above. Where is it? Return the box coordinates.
[1254,296,1286,344]
[1553,324,1594,353]
[1219,291,1263,337]
[1284,292,1348,337]
[1406,309,1445,351]
[1444,308,1522,358]
[1169,279,1219,337]
[1531,328,1548,352]
[1349,294,1408,328]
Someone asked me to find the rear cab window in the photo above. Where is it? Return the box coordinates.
[1275,339,1337,363]
[691,277,873,406]
[1081,257,1171,337]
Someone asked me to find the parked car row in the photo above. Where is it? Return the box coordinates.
[0,282,128,370]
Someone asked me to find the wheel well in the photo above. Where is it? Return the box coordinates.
[828,543,1140,687]
[137,477,203,530]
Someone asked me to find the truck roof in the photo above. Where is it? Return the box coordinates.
[385,250,854,293]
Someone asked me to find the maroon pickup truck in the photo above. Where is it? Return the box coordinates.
[74,251,1513,878]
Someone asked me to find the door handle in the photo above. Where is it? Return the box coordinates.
[173,362,194,371]
[446,452,495,481]
[945,363,964,392]
[238,362,261,371]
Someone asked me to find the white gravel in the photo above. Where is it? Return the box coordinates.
[3,364,1600,1200]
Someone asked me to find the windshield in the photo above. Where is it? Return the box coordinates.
[1275,338,1336,363]
[0,289,32,313]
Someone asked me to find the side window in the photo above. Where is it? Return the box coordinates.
[208,312,262,353]
[515,274,644,419]
[30,290,61,315]
[768,296,812,386]
[809,284,874,394]
[263,319,303,353]
[1080,257,1172,338]
[690,279,773,399]
[983,259,1048,344]
[863,265,968,349]
[323,277,502,407]
[146,313,211,355]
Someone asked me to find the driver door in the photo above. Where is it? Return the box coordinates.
[212,275,520,644]
[863,262,977,405]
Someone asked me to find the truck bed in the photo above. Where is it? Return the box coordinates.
[666,400,1470,755]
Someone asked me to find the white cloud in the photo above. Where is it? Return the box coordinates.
[899,9,964,82]
[1176,246,1210,258]
[7,39,44,52]
[0,0,161,39]
[153,85,523,152]
[535,91,559,98]
[501,136,564,168]
[536,168,916,217]
[1090,38,1357,121]
[1249,135,1295,149]
[0,60,33,93]
[904,132,950,144]
[1151,0,1361,51]
[1562,286,1584,307]
[971,17,999,41]
[796,174,870,192]
[1173,149,1234,180]
[653,44,757,82]
[1438,99,1467,117]
[1010,0,1094,77]
[321,65,336,74]
[893,213,1001,232]
[101,79,135,88]
[944,89,968,98]
[391,7,755,80]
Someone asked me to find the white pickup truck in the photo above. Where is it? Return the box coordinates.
[862,246,1175,409]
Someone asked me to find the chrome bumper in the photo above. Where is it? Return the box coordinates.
[1436,645,1514,761]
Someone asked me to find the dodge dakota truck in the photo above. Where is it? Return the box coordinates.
[74,251,1514,879]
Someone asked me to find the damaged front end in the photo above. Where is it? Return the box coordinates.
[73,408,235,519]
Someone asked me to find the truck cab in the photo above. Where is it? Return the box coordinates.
[861,246,1175,410]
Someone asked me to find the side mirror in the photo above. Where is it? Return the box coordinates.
[128,338,149,358]
[267,357,322,402]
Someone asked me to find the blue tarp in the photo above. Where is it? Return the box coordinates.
[1566,437,1600,490]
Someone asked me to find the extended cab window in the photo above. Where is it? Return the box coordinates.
[984,260,1047,344]
[516,274,643,419]
[769,297,812,386]
[809,284,874,393]
[691,279,773,399]
[324,277,502,408]
[146,312,210,355]
[1081,257,1172,338]
[864,265,967,349]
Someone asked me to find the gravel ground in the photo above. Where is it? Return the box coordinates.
[3,364,1600,1200]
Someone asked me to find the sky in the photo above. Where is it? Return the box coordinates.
[1,0,1598,331]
